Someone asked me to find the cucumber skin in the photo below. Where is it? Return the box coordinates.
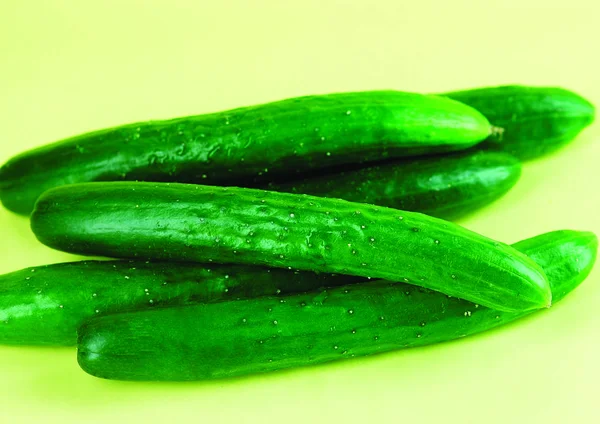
[0,91,491,215]
[31,182,550,312]
[77,230,598,381]
[443,85,595,160]
[266,151,521,220]
[0,262,363,346]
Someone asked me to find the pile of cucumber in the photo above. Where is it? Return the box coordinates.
[0,85,596,381]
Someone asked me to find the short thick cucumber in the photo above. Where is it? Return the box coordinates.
[443,85,595,160]
[76,230,598,381]
[31,182,550,312]
[0,90,491,215]
[0,262,364,346]
[266,151,521,220]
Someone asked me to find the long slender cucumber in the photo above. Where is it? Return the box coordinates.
[31,182,551,311]
[266,151,521,220]
[76,230,598,381]
[0,262,364,346]
[443,85,595,160]
[0,90,491,215]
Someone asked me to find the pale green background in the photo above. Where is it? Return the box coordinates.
[0,1,599,423]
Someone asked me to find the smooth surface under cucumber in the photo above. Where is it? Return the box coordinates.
[76,230,598,381]
[31,182,550,312]
[0,90,491,215]
[0,262,364,346]
[266,151,521,220]
[443,85,595,160]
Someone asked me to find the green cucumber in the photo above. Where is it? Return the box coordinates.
[266,151,521,220]
[76,230,598,381]
[0,262,364,346]
[443,85,595,160]
[31,182,550,312]
[0,91,491,215]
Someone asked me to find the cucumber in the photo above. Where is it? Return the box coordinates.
[266,151,521,220]
[0,91,491,215]
[443,85,595,160]
[76,230,598,381]
[31,182,550,312]
[0,262,364,346]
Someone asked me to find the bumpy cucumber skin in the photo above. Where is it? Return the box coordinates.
[443,85,595,160]
[31,182,550,312]
[266,151,521,220]
[0,91,491,215]
[76,230,598,381]
[0,262,363,346]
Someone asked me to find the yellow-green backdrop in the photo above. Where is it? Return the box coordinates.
[0,1,598,423]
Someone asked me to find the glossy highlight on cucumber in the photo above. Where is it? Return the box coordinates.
[266,151,521,220]
[76,230,598,381]
[443,85,595,160]
[31,182,550,312]
[0,90,491,215]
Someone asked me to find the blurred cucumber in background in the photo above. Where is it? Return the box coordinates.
[266,151,521,220]
[443,85,595,160]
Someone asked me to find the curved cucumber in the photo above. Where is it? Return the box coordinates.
[0,262,364,346]
[76,230,598,381]
[266,151,521,220]
[31,182,550,312]
[0,91,491,215]
[443,85,595,160]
